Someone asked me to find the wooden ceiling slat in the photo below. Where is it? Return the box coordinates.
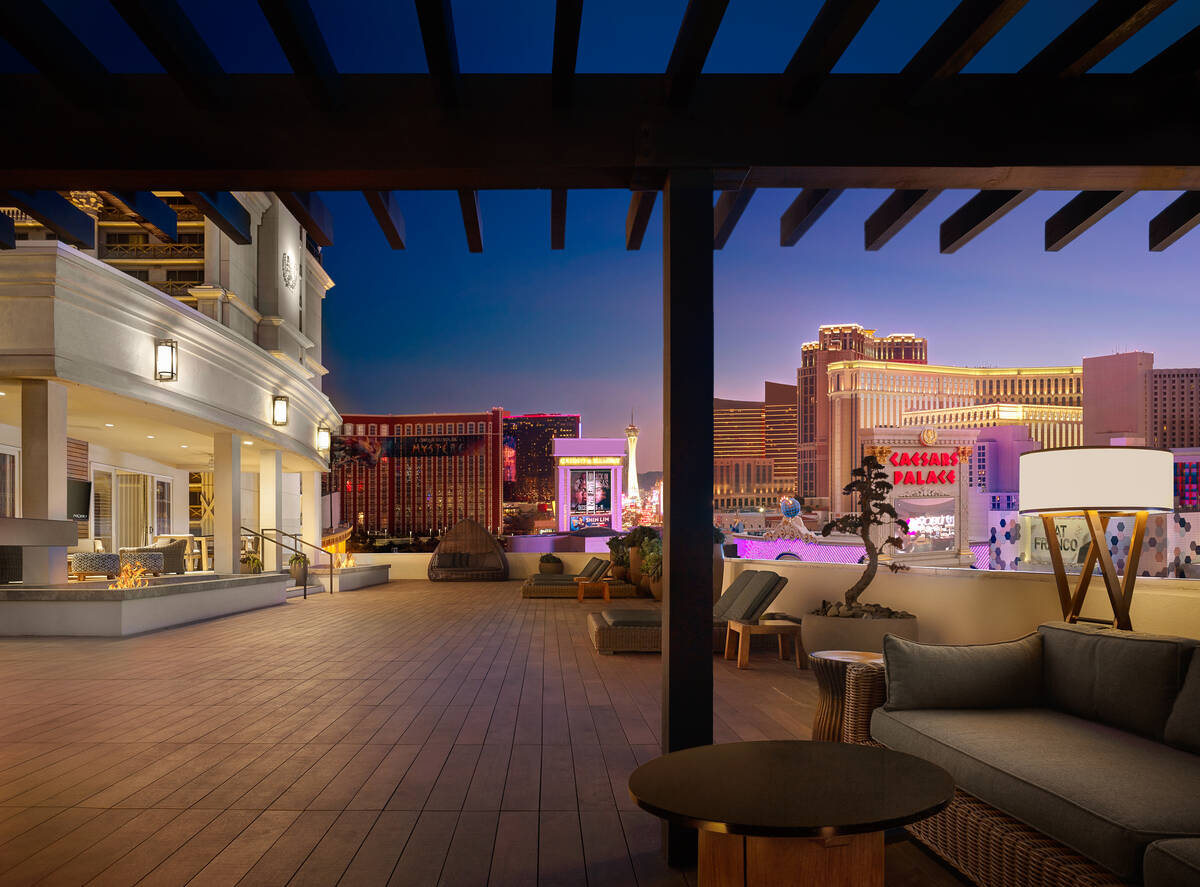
[551,189,567,250]
[1149,191,1200,251]
[626,191,657,250]
[552,0,584,107]
[0,190,94,249]
[276,191,334,247]
[110,0,230,107]
[1022,0,1174,76]
[781,0,881,108]
[1044,189,1134,251]
[780,189,841,246]
[458,189,482,253]
[902,0,1030,84]
[181,191,252,245]
[97,191,177,243]
[414,0,461,109]
[257,0,343,110]
[0,1,112,106]
[363,191,406,250]
[713,188,755,249]
[939,189,1033,253]
[864,189,941,250]
[665,0,730,108]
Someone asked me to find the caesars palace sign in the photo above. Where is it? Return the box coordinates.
[875,429,970,487]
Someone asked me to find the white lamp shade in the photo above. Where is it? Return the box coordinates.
[1019,447,1173,514]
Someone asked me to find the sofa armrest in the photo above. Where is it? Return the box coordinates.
[843,663,886,744]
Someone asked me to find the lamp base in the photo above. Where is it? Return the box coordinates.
[1041,510,1145,631]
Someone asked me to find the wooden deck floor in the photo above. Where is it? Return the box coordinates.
[0,580,964,886]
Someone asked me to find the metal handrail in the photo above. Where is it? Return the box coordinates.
[241,526,332,599]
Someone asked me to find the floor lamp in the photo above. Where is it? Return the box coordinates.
[1019,447,1173,631]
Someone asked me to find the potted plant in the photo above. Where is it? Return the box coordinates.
[625,526,659,586]
[539,553,564,575]
[713,524,726,603]
[643,548,663,600]
[240,551,263,574]
[606,535,629,580]
[801,454,919,655]
[288,551,308,586]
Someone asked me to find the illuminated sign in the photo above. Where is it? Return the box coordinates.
[891,449,958,486]
[558,456,623,466]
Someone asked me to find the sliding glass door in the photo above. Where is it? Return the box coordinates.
[91,466,173,551]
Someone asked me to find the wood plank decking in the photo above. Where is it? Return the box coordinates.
[0,580,964,886]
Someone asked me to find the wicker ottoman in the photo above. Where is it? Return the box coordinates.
[69,552,120,580]
[588,610,662,654]
[119,550,164,575]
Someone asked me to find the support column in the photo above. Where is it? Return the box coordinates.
[300,470,322,552]
[259,449,283,571]
[21,380,67,585]
[662,168,714,867]
[213,432,242,574]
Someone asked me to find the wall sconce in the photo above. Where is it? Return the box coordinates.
[272,396,289,426]
[317,425,331,453]
[154,338,178,382]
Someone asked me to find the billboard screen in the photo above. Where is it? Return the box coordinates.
[569,468,612,515]
[896,496,956,551]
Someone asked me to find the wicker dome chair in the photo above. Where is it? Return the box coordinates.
[428,519,509,581]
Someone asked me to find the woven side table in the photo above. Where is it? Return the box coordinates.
[810,650,884,742]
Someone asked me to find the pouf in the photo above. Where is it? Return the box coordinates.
[69,552,120,579]
[119,550,165,575]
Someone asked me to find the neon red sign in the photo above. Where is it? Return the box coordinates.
[889,450,957,486]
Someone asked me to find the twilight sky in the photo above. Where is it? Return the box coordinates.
[7,1,1200,470]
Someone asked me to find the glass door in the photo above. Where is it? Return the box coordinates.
[117,472,151,549]
[155,479,172,537]
[0,446,17,518]
[92,467,114,552]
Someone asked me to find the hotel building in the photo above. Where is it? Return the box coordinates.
[330,410,505,537]
[1082,352,1200,449]
[502,413,581,503]
[901,403,1083,450]
[714,381,798,503]
[0,190,340,586]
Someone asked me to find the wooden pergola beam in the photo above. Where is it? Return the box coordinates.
[1149,191,1200,251]
[664,0,730,108]
[626,191,657,250]
[781,0,881,108]
[864,188,941,250]
[276,191,334,247]
[97,191,178,243]
[551,188,567,250]
[903,0,1030,83]
[1022,0,1174,76]
[458,189,482,253]
[363,191,406,249]
[552,0,584,107]
[0,213,14,250]
[257,0,343,110]
[0,190,94,248]
[940,189,1033,253]
[181,191,252,245]
[1044,189,1134,251]
[110,0,230,107]
[712,188,755,249]
[1138,23,1200,76]
[414,0,461,109]
[780,189,841,246]
[0,1,113,106]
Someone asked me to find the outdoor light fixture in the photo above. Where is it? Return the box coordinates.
[317,425,331,453]
[272,395,289,426]
[1019,447,1172,630]
[154,338,178,382]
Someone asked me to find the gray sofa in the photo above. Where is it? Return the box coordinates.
[859,622,1200,887]
[119,539,189,575]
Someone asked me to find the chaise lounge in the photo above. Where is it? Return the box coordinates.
[586,569,788,654]
[520,556,637,599]
[845,621,1200,887]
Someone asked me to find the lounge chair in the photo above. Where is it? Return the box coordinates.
[521,557,638,598]
[586,569,789,653]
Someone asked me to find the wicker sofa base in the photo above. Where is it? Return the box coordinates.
[586,612,731,654]
[522,580,639,599]
[843,664,1125,887]
[427,568,508,581]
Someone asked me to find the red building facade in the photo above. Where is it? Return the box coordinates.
[331,408,505,536]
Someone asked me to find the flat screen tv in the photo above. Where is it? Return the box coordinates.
[67,478,91,522]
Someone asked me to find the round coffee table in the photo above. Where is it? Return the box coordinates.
[629,741,952,887]
[809,650,884,742]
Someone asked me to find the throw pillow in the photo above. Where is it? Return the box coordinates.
[883,632,1043,711]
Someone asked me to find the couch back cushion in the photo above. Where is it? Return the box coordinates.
[712,571,756,621]
[1165,653,1200,754]
[1039,622,1198,741]
[882,633,1043,711]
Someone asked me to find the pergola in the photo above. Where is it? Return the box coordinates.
[2,0,1198,864]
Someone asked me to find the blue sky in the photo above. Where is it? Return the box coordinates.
[6,1,1200,469]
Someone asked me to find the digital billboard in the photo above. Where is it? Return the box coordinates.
[569,468,612,515]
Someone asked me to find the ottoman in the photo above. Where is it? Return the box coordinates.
[119,550,164,575]
[69,552,120,580]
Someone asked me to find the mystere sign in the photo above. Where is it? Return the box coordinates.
[890,449,959,487]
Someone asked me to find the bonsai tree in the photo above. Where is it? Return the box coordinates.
[606,535,629,567]
[817,454,912,618]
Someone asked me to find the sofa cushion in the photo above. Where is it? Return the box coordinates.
[721,571,784,623]
[602,609,661,628]
[1167,653,1200,754]
[1039,621,1198,740]
[871,706,1200,881]
[1145,839,1200,887]
[712,571,756,621]
[882,633,1042,711]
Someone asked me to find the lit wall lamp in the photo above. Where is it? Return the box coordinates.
[272,395,289,426]
[1019,447,1172,631]
[317,425,331,453]
[154,338,178,382]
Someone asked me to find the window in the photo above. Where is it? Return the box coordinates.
[467,422,475,433]
[368,424,378,436]
[105,231,149,245]
[380,424,389,435]
[436,424,444,434]
[426,424,433,434]
[166,268,204,282]
[405,424,413,434]
[343,423,354,435]
[126,268,150,282]
[92,468,113,552]
[457,423,464,433]
[356,424,365,435]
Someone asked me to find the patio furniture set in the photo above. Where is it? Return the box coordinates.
[521,556,638,599]
[66,537,190,581]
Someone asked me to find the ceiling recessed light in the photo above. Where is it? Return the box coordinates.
[0,391,6,396]
[179,444,188,449]
[104,423,114,427]
[146,435,155,439]
[243,440,253,446]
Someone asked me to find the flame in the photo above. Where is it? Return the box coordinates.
[336,553,356,568]
[108,563,150,590]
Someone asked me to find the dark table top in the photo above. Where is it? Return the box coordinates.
[628,741,953,838]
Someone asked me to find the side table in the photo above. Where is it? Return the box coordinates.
[809,650,884,742]
[724,619,805,669]
[576,576,613,602]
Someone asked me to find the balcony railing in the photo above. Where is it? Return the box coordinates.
[151,280,203,298]
[99,242,205,260]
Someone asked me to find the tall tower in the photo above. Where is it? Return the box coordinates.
[625,413,640,501]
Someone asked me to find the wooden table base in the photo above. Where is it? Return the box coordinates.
[699,830,883,887]
[576,579,611,602]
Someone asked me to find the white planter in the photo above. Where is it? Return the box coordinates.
[801,613,919,656]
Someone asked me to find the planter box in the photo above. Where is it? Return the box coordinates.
[800,612,919,656]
